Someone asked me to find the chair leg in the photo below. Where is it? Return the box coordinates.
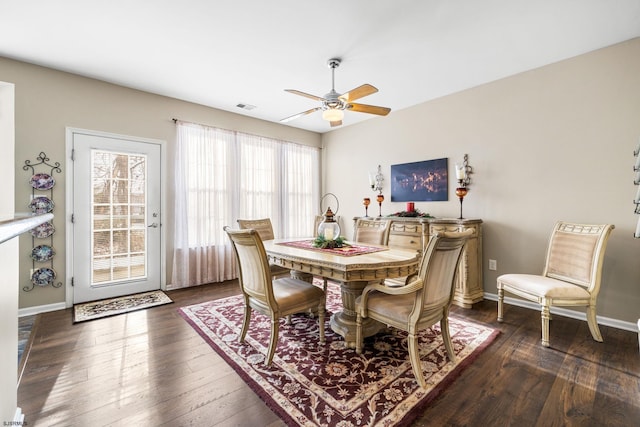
[407,333,427,388]
[440,316,457,364]
[240,305,251,342]
[355,313,363,354]
[497,288,504,322]
[587,304,603,342]
[265,317,280,366]
[541,304,551,347]
[323,278,328,293]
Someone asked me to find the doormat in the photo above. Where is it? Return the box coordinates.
[74,290,172,323]
[179,285,499,426]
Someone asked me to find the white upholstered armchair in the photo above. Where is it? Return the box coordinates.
[497,221,614,347]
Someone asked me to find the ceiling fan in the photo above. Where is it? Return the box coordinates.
[281,58,391,127]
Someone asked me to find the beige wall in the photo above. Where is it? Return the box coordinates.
[323,38,640,324]
[0,57,321,309]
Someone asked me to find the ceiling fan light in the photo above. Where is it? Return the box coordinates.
[322,108,344,122]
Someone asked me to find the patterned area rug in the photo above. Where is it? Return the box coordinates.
[179,284,499,426]
[74,290,172,323]
[277,239,388,256]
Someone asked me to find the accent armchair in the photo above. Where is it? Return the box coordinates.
[497,221,614,347]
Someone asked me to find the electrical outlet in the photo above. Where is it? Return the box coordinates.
[489,259,497,271]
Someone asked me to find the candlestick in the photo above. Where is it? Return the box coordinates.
[455,181,468,219]
[363,197,371,217]
[376,194,384,217]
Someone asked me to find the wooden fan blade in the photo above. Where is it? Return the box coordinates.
[339,84,378,102]
[284,89,326,102]
[280,107,322,123]
[330,120,342,127]
[347,103,391,116]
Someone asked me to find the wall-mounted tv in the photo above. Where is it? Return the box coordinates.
[390,158,448,202]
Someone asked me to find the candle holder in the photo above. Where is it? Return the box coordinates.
[376,194,384,217]
[363,197,371,217]
[455,181,468,219]
[370,165,384,194]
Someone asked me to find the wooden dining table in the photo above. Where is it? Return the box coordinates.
[263,239,420,348]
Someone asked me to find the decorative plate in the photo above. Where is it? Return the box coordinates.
[31,267,56,287]
[30,173,56,190]
[28,196,54,213]
[31,245,55,262]
[29,221,55,239]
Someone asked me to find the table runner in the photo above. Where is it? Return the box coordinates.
[277,239,388,256]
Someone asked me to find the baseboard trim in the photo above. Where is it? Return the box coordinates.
[483,292,638,333]
[14,407,24,423]
[19,302,66,317]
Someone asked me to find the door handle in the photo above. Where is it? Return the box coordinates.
[148,222,159,228]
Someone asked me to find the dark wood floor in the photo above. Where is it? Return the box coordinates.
[18,281,640,426]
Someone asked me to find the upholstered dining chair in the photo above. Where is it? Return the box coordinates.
[353,218,391,245]
[224,226,326,366]
[355,229,474,388]
[497,221,615,348]
[237,218,290,279]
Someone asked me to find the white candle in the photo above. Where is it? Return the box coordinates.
[636,139,640,156]
[635,217,640,238]
[635,185,640,203]
[369,173,375,187]
[455,164,465,180]
[324,227,334,240]
[635,154,640,171]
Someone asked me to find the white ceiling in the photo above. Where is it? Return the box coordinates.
[1,1,639,133]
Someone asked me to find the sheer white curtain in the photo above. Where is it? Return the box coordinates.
[171,121,320,288]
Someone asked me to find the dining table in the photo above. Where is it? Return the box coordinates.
[263,238,420,348]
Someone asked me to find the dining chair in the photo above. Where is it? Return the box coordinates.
[497,221,614,347]
[224,226,326,366]
[355,229,473,388]
[353,218,390,245]
[237,218,290,279]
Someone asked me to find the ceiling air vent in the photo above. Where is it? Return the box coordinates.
[236,103,256,111]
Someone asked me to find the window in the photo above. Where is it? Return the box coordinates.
[171,121,320,287]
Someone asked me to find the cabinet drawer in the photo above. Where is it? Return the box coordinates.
[430,224,461,234]
[388,234,422,251]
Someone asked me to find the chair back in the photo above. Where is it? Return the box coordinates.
[415,230,474,315]
[224,226,276,307]
[543,221,614,293]
[353,219,390,245]
[237,218,276,240]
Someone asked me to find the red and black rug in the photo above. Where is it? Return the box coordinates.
[179,284,498,426]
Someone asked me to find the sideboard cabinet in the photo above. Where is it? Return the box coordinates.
[353,217,483,308]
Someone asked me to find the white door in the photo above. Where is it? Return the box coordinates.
[72,131,162,303]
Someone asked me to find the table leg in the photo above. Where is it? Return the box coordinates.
[330,280,385,348]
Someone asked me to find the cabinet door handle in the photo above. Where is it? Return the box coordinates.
[148,222,159,228]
